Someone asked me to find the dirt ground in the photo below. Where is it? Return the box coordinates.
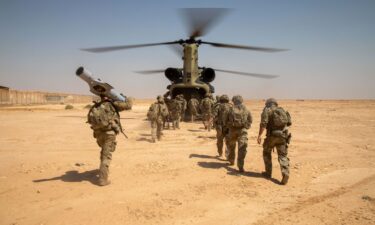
[0,100,374,225]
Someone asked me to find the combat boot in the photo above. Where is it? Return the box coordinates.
[98,179,111,186]
[98,167,111,186]
[281,174,289,185]
[238,167,245,173]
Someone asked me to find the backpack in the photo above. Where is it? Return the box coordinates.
[229,105,248,128]
[201,98,212,112]
[147,103,159,121]
[87,102,117,130]
[272,107,292,129]
[219,103,232,126]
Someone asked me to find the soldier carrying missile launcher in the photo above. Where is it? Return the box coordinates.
[76,67,131,186]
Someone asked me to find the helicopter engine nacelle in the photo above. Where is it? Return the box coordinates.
[165,68,182,82]
[201,68,215,83]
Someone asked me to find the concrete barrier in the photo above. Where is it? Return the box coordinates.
[0,87,96,105]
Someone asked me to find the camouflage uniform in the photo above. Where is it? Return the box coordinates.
[213,95,232,157]
[259,98,291,184]
[188,97,200,122]
[178,95,187,122]
[88,99,130,186]
[200,93,214,131]
[212,96,221,129]
[147,96,169,142]
[163,96,172,129]
[226,95,252,172]
[169,98,182,129]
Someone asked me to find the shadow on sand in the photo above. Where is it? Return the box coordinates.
[193,154,281,184]
[197,135,216,140]
[136,137,154,143]
[187,129,202,132]
[189,153,227,161]
[197,161,229,169]
[225,167,280,184]
[56,116,136,120]
[33,169,99,186]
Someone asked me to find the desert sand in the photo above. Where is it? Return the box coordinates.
[0,100,374,225]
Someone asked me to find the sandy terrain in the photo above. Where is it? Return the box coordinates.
[0,100,374,225]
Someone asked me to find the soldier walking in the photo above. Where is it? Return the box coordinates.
[147,95,169,142]
[200,93,214,131]
[87,95,131,186]
[163,95,172,129]
[169,97,182,129]
[213,95,232,157]
[226,95,252,173]
[178,95,187,122]
[257,98,292,185]
[188,97,199,122]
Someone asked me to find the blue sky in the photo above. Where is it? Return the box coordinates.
[0,0,374,99]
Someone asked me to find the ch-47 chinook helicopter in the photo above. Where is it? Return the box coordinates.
[81,8,288,101]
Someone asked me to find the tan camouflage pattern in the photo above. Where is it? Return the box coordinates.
[90,100,129,185]
[188,98,199,122]
[226,103,252,170]
[148,101,169,141]
[169,98,182,129]
[214,102,232,156]
[260,105,290,178]
[200,96,214,131]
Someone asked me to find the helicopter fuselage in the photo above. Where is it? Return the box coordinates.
[168,41,213,101]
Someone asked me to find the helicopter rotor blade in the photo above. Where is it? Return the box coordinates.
[214,69,279,79]
[81,41,181,53]
[135,69,165,74]
[201,41,288,52]
[168,44,184,58]
[179,8,230,38]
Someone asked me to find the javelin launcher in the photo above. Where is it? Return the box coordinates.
[75,66,126,102]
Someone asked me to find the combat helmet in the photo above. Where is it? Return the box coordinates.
[232,95,243,105]
[220,94,230,103]
[157,95,164,103]
[265,98,278,107]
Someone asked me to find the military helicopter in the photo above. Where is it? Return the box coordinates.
[81,8,287,101]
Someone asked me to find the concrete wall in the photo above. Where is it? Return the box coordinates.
[0,89,96,105]
[0,88,10,103]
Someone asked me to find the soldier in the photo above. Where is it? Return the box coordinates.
[215,95,220,104]
[178,94,187,122]
[212,95,221,129]
[169,97,182,129]
[213,95,232,157]
[257,98,292,185]
[188,97,200,122]
[147,95,169,142]
[200,93,214,131]
[226,95,252,173]
[163,95,172,129]
[87,95,131,186]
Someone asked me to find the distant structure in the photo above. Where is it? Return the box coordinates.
[0,86,96,105]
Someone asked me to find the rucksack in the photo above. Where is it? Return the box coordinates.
[147,103,159,121]
[229,105,248,128]
[219,103,232,126]
[201,98,212,111]
[272,107,292,129]
[87,102,117,130]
